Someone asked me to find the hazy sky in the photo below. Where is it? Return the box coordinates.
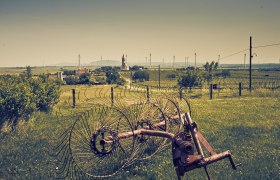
[0,0,279,67]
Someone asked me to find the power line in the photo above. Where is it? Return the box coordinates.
[218,41,280,61]
[220,48,249,60]
[253,42,280,49]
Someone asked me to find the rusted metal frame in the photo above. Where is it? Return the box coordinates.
[180,150,236,173]
[166,98,184,131]
[184,113,237,180]
[102,113,184,143]
[139,129,174,139]
[199,150,237,170]
[196,131,217,155]
[102,129,174,143]
[184,113,205,158]
[184,112,212,179]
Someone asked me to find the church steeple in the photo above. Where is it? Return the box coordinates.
[121,54,129,71]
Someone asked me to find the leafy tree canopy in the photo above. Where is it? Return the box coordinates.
[132,71,149,82]
[0,74,61,128]
[178,70,202,90]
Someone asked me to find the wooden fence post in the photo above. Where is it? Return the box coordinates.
[146,86,150,102]
[72,89,76,108]
[218,81,221,96]
[209,84,213,100]
[179,88,183,99]
[130,71,133,90]
[239,82,242,96]
[111,87,114,105]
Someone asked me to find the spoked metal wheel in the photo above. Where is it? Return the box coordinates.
[122,102,168,160]
[69,105,135,178]
[152,95,183,135]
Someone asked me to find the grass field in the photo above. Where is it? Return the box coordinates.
[120,69,280,90]
[0,84,279,179]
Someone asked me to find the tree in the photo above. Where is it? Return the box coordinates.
[0,81,37,127]
[20,66,32,79]
[63,70,75,76]
[203,62,210,72]
[203,61,219,84]
[130,65,144,71]
[94,76,106,84]
[64,76,79,85]
[38,73,49,83]
[0,74,61,128]
[204,61,218,72]
[178,70,202,90]
[79,73,92,84]
[26,66,32,78]
[106,71,125,85]
[132,71,149,82]
[214,62,219,70]
[30,78,61,112]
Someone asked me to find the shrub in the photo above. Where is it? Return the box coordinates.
[130,65,144,71]
[203,61,219,83]
[0,74,61,128]
[31,76,61,112]
[0,81,36,127]
[79,73,92,84]
[178,70,202,90]
[94,76,106,84]
[106,71,125,85]
[64,75,80,85]
[133,71,149,82]
[63,70,75,76]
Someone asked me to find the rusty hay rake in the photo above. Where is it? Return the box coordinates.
[53,95,239,179]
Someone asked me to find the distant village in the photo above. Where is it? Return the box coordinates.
[48,54,141,85]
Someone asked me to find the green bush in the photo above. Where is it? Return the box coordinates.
[0,75,61,128]
[130,65,144,71]
[94,76,106,84]
[63,75,79,85]
[178,70,202,90]
[31,77,60,112]
[64,73,94,85]
[106,71,125,85]
[133,71,149,82]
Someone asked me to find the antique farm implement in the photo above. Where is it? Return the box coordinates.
[54,96,238,179]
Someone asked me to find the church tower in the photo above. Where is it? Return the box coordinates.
[121,54,129,71]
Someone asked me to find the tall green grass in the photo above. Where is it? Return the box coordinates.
[0,86,279,179]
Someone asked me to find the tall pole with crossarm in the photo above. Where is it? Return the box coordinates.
[249,36,252,93]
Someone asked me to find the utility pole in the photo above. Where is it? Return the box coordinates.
[187,56,189,67]
[244,54,246,70]
[101,56,103,67]
[195,53,197,68]
[145,57,148,66]
[185,57,187,68]
[173,56,175,69]
[218,55,220,68]
[249,36,252,93]
[149,53,152,68]
[158,65,161,88]
[162,58,164,65]
[78,54,81,69]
